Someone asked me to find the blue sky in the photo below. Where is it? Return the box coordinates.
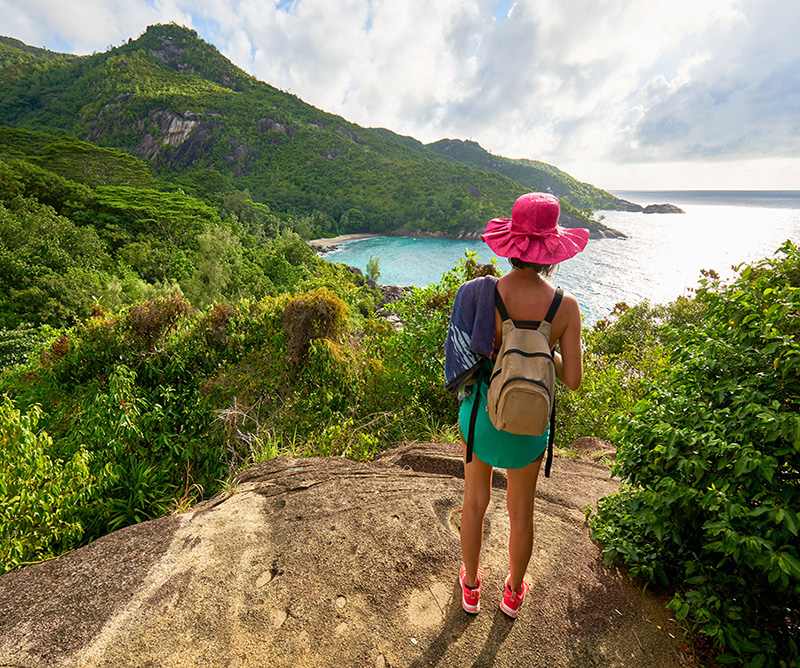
[3,0,799,190]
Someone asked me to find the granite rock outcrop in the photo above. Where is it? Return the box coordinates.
[0,443,690,668]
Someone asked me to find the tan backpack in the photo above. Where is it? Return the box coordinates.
[466,286,562,476]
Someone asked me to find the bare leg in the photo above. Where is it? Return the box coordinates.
[505,454,544,593]
[460,438,493,587]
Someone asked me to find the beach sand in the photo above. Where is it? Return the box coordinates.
[308,233,380,247]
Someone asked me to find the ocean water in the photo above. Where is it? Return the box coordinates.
[322,191,800,324]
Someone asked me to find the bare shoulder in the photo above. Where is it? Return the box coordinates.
[557,290,582,323]
[550,289,582,345]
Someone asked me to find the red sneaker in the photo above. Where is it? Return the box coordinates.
[500,574,529,618]
[459,565,484,614]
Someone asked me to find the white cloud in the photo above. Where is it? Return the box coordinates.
[3,0,799,188]
[0,0,192,53]
[561,155,800,191]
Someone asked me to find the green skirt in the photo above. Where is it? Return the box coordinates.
[458,367,549,470]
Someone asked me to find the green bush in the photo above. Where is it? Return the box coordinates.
[0,322,59,369]
[365,252,499,438]
[0,296,233,555]
[0,397,96,574]
[68,363,198,533]
[589,241,800,668]
[555,299,702,447]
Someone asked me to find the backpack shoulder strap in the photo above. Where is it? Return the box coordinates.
[544,395,556,477]
[465,364,484,464]
[542,288,562,476]
[494,287,511,322]
[543,288,564,324]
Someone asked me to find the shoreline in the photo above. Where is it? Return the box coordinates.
[305,204,697,249]
[306,208,642,254]
[307,233,380,251]
[308,223,625,251]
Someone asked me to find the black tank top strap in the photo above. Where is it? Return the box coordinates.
[494,287,511,321]
[495,285,563,326]
[543,288,564,323]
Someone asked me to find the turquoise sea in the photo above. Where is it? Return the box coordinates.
[322,191,800,324]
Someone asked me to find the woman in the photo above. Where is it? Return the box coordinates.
[444,192,587,618]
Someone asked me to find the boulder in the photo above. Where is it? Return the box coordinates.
[306,240,338,253]
[0,443,689,668]
[642,204,685,214]
[378,285,410,307]
[567,436,617,459]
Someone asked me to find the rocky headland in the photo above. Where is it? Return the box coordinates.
[611,198,686,215]
[309,201,685,254]
[380,210,628,242]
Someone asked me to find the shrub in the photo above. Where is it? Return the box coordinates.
[366,254,381,281]
[0,397,96,573]
[589,241,800,668]
[282,287,348,360]
[127,293,194,351]
[555,333,669,448]
[1,298,231,551]
[555,299,695,447]
[367,252,498,435]
[0,322,59,370]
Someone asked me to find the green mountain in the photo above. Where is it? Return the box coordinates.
[0,36,73,68]
[424,138,637,212]
[0,24,630,237]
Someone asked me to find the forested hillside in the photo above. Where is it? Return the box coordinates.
[0,22,634,330]
[425,138,638,212]
[0,36,71,68]
[0,23,629,238]
[0,125,367,333]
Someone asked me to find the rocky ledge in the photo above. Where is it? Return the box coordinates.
[0,443,690,668]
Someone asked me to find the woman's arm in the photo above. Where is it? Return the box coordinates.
[554,295,583,391]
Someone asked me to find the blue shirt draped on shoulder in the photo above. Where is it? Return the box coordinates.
[443,275,498,396]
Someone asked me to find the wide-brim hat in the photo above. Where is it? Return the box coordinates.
[481,192,589,264]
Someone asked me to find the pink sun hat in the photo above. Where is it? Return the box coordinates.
[481,192,589,264]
